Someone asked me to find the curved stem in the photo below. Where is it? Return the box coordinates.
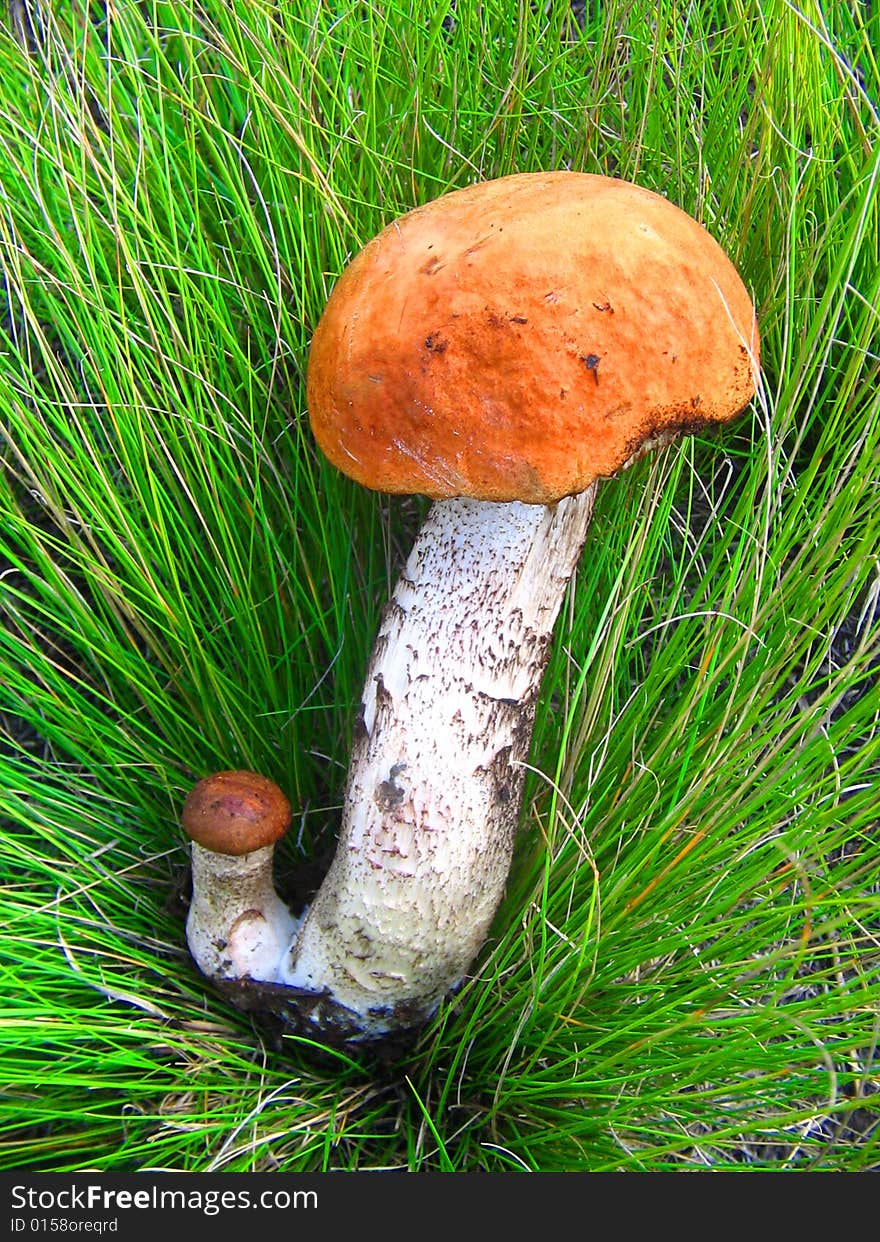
[282,489,597,1036]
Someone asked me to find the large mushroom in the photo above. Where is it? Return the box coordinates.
[281,172,758,1042]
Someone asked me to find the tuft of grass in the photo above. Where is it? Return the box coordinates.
[1,0,878,1170]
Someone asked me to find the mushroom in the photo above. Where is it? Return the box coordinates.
[182,769,298,985]
[281,171,759,1041]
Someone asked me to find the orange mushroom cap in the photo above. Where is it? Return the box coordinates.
[181,770,291,857]
[307,172,758,505]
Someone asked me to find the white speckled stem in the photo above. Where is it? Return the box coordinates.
[281,489,597,1035]
[187,843,299,984]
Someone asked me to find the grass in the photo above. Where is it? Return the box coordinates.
[0,0,878,1171]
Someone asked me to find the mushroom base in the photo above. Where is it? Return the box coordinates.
[206,975,424,1060]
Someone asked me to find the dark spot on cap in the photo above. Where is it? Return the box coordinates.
[419,255,445,276]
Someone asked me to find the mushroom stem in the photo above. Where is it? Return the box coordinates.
[282,487,598,1035]
[187,842,299,984]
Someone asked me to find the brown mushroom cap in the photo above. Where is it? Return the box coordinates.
[307,171,759,505]
[181,770,291,857]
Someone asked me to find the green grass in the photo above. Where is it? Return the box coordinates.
[1,0,878,1171]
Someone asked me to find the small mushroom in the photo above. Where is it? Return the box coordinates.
[182,770,297,985]
[282,172,759,1041]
